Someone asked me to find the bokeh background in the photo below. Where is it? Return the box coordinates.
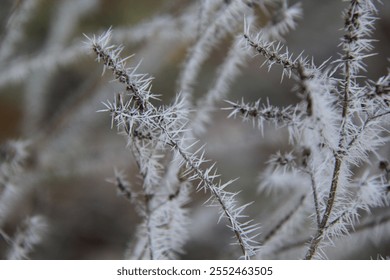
[0,0,389,259]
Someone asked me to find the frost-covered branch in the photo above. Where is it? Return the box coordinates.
[231,0,389,260]
[87,29,260,259]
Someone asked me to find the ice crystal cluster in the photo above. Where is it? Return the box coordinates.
[0,0,389,259]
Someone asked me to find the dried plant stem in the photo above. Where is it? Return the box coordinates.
[262,195,306,244]
[304,157,342,259]
[304,0,376,259]
[306,83,350,259]
[307,170,321,227]
[279,211,390,256]
[159,124,251,258]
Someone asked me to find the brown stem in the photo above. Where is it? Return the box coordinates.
[304,156,342,259]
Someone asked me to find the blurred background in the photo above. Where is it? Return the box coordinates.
[0,0,389,259]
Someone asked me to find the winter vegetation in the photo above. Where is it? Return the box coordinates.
[0,0,389,259]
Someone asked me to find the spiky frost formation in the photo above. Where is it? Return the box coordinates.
[225,99,300,137]
[87,29,260,259]
[227,0,390,259]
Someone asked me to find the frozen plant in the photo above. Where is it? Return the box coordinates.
[87,26,260,259]
[87,0,390,259]
[0,0,389,260]
[227,0,390,259]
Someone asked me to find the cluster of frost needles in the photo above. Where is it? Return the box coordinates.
[0,0,389,260]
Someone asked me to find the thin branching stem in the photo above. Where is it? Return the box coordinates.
[262,195,306,244]
[89,30,259,259]
[304,156,342,259]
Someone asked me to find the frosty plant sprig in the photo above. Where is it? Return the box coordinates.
[227,0,390,259]
[1,0,389,260]
[86,29,260,259]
